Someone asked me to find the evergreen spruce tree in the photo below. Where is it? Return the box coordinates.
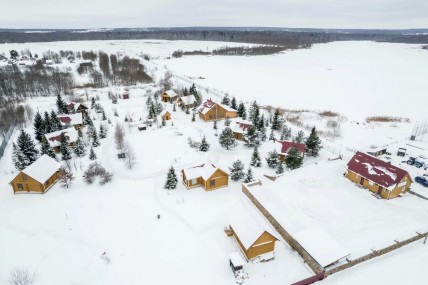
[33,111,45,142]
[229,159,245,181]
[84,115,94,126]
[305,127,322,157]
[230,97,237,110]
[146,95,153,107]
[112,96,118,104]
[249,101,260,126]
[60,133,72,160]
[280,125,291,141]
[219,127,236,150]
[16,129,39,164]
[148,102,157,119]
[243,126,260,147]
[224,116,231,126]
[164,166,178,189]
[285,147,303,170]
[74,137,86,157]
[44,111,52,134]
[12,142,30,171]
[41,140,56,160]
[269,129,276,141]
[294,130,305,144]
[257,114,265,130]
[161,116,166,126]
[237,102,247,119]
[221,94,230,106]
[185,107,190,114]
[259,125,267,142]
[266,149,279,168]
[99,124,107,139]
[173,103,176,112]
[243,167,255,183]
[50,110,62,131]
[89,146,97,160]
[213,120,217,130]
[92,127,100,147]
[250,146,262,167]
[77,128,83,138]
[102,110,107,121]
[56,94,67,114]
[271,108,281,131]
[199,136,210,152]
[191,112,196,122]
[91,97,96,109]
[86,124,95,139]
[183,87,189,97]
[276,162,285,174]
[114,109,119,117]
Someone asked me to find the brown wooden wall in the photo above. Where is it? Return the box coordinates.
[10,171,60,194]
[204,169,229,191]
[247,231,277,259]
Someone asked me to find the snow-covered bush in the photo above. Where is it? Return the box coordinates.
[83,162,113,185]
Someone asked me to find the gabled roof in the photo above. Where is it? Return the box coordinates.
[67,102,88,112]
[162,90,178,98]
[21,154,61,183]
[198,99,237,115]
[178,95,196,105]
[232,120,253,134]
[277,141,306,155]
[229,201,278,250]
[58,113,83,126]
[347,151,410,189]
[182,162,227,181]
[44,127,78,148]
[160,109,171,116]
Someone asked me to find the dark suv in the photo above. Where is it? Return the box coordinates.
[415,176,428,187]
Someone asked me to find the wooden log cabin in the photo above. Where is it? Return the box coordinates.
[345,151,413,199]
[231,120,253,140]
[198,99,238,122]
[228,202,278,261]
[160,90,178,103]
[44,127,78,153]
[161,110,171,121]
[9,154,61,194]
[177,95,196,108]
[181,162,229,191]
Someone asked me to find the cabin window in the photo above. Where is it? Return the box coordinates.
[210,180,216,187]
[17,183,23,190]
[21,174,27,180]
[191,178,198,185]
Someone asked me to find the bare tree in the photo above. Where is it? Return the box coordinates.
[59,167,75,189]
[9,268,33,285]
[114,123,125,152]
[123,142,136,169]
[159,71,173,91]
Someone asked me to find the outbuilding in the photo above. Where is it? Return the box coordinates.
[161,90,178,103]
[182,162,229,191]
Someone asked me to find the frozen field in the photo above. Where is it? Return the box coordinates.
[156,41,428,121]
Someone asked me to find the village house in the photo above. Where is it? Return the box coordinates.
[67,102,89,116]
[161,110,171,121]
[160,90,179,103]
[276,141,306,161]
[227,202,279,261]
[9,154,62,194]
[181,162,229,191]
[345,151,413,199]
[44,127,78,153]
[57,113,83,130]
[198,99,238,122]
[122,90,130,99]
[231,120,253,140]
[177,95,196,108]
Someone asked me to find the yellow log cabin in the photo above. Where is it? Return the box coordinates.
[10,154,62,194]
[198,99,238,122]
[160,90,178,103]
[161,110,171,121]
[182,162,229,191]
[345,151,412,199]
[228,202,279,260]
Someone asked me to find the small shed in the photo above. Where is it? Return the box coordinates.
[367,148,387,157]
[45,59,54,65]
[161,110,171,121]
[122,91,130,100]
[229,252,245,273]
[161,90,178,103]
[397,148,406,157]
[138,124,147,131]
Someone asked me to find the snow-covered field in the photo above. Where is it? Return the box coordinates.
[0,39,427,285]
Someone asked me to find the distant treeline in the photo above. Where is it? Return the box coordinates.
[1,29,428,47]
[172,45,291,57]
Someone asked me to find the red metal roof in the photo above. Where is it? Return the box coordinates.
[236,122,252,132]
[347,151,409,188]
[58,116,71,124]
[278,141,306,154]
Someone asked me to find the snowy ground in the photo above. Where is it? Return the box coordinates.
[0,40,427,284]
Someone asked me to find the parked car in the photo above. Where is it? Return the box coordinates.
[407,157,416,165]
[415,176,428,187]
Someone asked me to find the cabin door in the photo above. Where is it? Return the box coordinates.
[377,186,383,195]
[359,177,365,185]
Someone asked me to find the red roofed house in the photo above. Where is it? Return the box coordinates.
[58,113,83,130]
[345,151,412,199]
[198,99,238,122]
[276,141,306,161]
[67,102,88,116]
[232,121,253,140]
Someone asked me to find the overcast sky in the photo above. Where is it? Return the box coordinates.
[1,0,427,29]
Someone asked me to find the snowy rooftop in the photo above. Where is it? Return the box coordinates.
[229,252,245,267]
[347,151,409,189]
[198,99,237,115]
[294,225,350,268]
[232,120,253,134]
[58,113,83,126]
[179,95,196,105]
[229,201,277,250]
[163,90,178,97]
[67,102,87,112]
[22,154,61,183]
[182,162,225,180]
[44,127,78,147]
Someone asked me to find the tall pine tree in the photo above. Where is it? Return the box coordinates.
[92,127,100,147]
[60,133,71,160]
[74,137,86,157]
[44,111,52,134]
[33,111,45,142]
[266,149,279,168]
[250,146,262,167]
[243,126,260,147]
[40,140,56,160]
[305,127,322,157]
[165,166,178,189]
[243,167,255,183]
[237,102,247,119]
[271,109,281,131]
[199,136,210,152]
[89,146,97,160]
[221,94,230,106]
[294,130,305,144]
[219,127,236,150]
[16,129,39,165]
[56,94,67,114]
[229,160,245,181]
[50,110,62,131]
[285,147,303,170]
[12,142,30,170]
[230,97,237,110]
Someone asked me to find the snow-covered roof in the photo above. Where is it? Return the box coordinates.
[294,225,350,268]
[182,162,226,180]
[276,141,306,155]
[347,151,410,189]
[67,102,88,112]
[232,120,253,134]
[163,90,178,97]
[58,113,83,126]
[44,127,78,148]
[229,252,245,267]
[178,95,196,105]
[160,109,171,116]
[22,154,61,183]
[229,201,277,250]
[198,99,237,115]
